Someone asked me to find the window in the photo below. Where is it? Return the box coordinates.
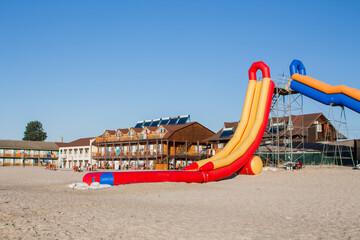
[157,127,166,135]
[269,121,285,133]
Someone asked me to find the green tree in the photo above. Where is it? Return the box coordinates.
[23,121,47,141]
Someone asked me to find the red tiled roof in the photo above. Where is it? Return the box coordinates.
[97,130,116,137]
[106,130,116,135]
[143,126,158,131]
[59,137,95,147]
[117,128,129,134]
[160,122,195,138]
[160,122,215,139]
[56,142,69,148]
[129,127,143,133]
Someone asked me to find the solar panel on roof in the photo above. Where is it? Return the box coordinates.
[150,119,160,127]
[143,120,152,127]
[177,115,189,125]
[219,128,234,138]
[134,121,144,128]
[159,118,170,125]
[168,117,179,125]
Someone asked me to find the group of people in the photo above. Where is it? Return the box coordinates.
[73,163,97,172]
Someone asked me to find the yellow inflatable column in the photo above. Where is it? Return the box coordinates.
[237,155,263,175]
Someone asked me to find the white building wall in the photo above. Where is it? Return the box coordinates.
[58,145,93,168]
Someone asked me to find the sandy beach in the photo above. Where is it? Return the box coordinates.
[0,166,359,240]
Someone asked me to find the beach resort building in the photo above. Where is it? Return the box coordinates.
[205,112,355,165]
[206,113,344,150]
[204,113,345,155]
[57,137,96,168]
[262,112,345,144]
[0,140,60,166]
[92,115,214,170]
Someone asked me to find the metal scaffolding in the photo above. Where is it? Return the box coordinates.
[257,74,305,167]
[321,105,355,166]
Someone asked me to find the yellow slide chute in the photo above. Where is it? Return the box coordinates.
[200,77,271,171]
[184,80,259,170]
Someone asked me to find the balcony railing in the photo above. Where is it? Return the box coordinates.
[95,133,166,143]
[0,153,58,158]
[91,149,208,158]
[92,150,164,157]
[59,154,90,158]
[171,149,207,156]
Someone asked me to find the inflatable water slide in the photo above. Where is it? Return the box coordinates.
[83,61,275,186]
[290,59,360,114]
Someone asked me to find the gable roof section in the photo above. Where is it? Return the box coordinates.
[268,113,322,128]
[266,112,323,137]
[105,130,116,135]
[59,137,95,148]
[56,142,69,148]
[161,122,214,139]
[143,126,158,132]
[161,122,193,138]
[97,130,116,138]
[117,128,129,134]
[129,127,143,133]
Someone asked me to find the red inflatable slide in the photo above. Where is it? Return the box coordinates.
[83,61,275,186]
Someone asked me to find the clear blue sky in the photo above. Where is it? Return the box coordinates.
[1,0,360,142]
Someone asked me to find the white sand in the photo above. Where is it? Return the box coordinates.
[0,166,359,239]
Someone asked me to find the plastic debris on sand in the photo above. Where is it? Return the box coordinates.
[67,182,112,190]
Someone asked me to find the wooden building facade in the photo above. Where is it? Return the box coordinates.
[262,112,346,144]
[92,122,214,170]
[203,113,346,154]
